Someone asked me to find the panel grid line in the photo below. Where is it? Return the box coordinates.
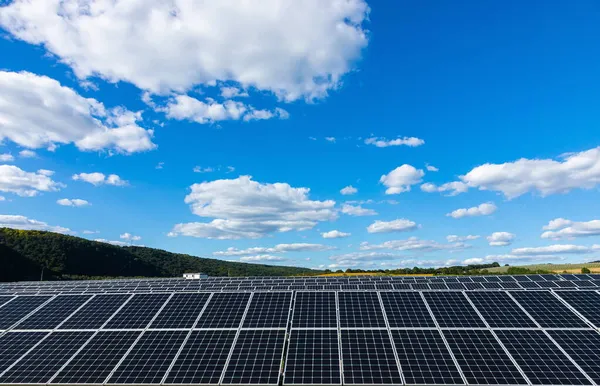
[376,292,406,385]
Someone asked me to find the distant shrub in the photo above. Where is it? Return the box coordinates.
[582,267,591,274]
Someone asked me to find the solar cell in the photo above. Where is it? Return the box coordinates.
[380,292,435,328]
[292,292,337,328]
[284,330,341,385]
[443,330,527,385]
[548,330,600,384]
[510,291,588,328]
[391,330,462,385]
[196,293,251,329]
[51,331,141,384]
[0,332,48,374]
[150,293,210,329]
[164,330,236,384]
[0,296,14,308]
[517,281,540,289]
[14,295,91,330]
[495,330,591,385]
[0,331,93,384]
[422,292,485,328]
[338,292,385,328]
[58,294,131,330]
[222,330,286,385]
[104,293,170,329]
[466,292,536,328]
[108,330,188,384]
[340,329,402,385]
[554,291,600,327]
[243,292,292,328]
[0,295,52,329]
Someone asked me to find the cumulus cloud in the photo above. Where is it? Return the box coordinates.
[19,150,37,158]
[94,239,129,247]
[364,136,424,148]
[214,243,334,256]
[72,173,128,186]
[0,165,63,197]
[0,0,369,102]
[340,186,358,195]
[541,219,600,240]
[220,87,248,99]
[0,214,70,233]
[543,218,573,231]
[447,202,497,219]
[511,244,600,255]
[446,235,480,243]
[420,181,468,196]
[0,71,155,154]
[57,198,90,207]
[239,255,287,262]
[322,230,351,239]
[380,165,424,194]
[487,232,516,247]
[120,233,142,241]
[360,236,470,253]
[169,176,336,239]
[325,137,336,143]
[341,204,377,216]
[0,154,14,162]
[426,164,439,172]
[366,219,419,233]
[462,254,559,265]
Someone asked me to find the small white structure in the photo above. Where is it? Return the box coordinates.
[183,272,208,280]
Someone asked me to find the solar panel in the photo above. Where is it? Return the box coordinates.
[380,292,435,328]
[196,293,251,329]
[338,292,385,328]
[443,329,527,385]
[14,295,92,330]
[104,293,170,329]
[510,291,588,328]
[0,296,14,308]
[284,330,341,385]
[150,293,210,329]
[164,330,236,384]
[554,291,600,327]
[0,332,48,374]
[466,291,536,328]
[51,331,141,384]
[243,292,292,328]
[0,331,93,384]
[58,294,131,329]
[391,330,463,385]
[340,329,401,385]
[495,330,591,385]
[292,292,337,328]
[107,330,188,384]
[221,330,286,385]
[548,330,600,384]
[422,292,485,327]
[0,295,51,329]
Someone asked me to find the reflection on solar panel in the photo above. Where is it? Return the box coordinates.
[292,292,337,328]
[510,291,588,328]
[243,292,291,328]
[380,292,434,328]
[150,293,210,329]
[164,330,236,385]
[0,332,48,374]
[108,330,188,384]
[0,331,93,384]
[391,330,462,385]
[58,294,131,330]
[340,329,401,385]
[338,292,385,328]
[495,330,591,385]
[443,330,527,385]
[0,295,51,329]
[14,295,91,330]
[196,293,250,329]
[466,291,536,328]
[51,330,140,384]
[105,293,170,329]
[555,291,600,327]
[284,330,341,385]
[423,292,485,328]
[222,330,285,385]
[548,330,600,384]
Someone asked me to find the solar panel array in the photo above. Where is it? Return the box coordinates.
[0,275,600,385]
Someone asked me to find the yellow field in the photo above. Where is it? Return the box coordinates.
[486,262,600,274]
[316,272,434,277]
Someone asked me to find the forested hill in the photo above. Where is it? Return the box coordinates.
[0,228,322,282]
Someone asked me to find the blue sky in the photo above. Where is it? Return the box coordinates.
[1,0,600,270]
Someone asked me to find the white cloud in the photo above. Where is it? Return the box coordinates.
[83,230,99,234]
[487,232,516,247]
[367,219,419,233]
[18,150,37,158]
[340,185,358,195]
[322,230,351,239]
[169,176,336,239]
[364,137,425,148]
[36,169,54,177]
[0,165,63,197]
[213,243,335,256]
[57,198,90,207]
[463,254,563,265]
[72,173,128,186]
[226,166,235,173]
[120,232,142,241]
[341,204,377,216]
[193,166,215,173]
[460,146,600,199]
[239,255,287,262]
[426,164,439,172]
[155,162,165,170]
[543,218,573,231]
[420,181,468,196]
[360,236,471,253]
[447,202,497,219]
[220,87,248,99]
[446,235,480,242]
[0,196,5,201]
[0,1,369,101]
[541,219,600,240]
[511,244,600,255]
[325,137,336,143]
[94,239,129,247]
[0,71,156,154]
[0,154,14,162]
[0,214,70,233]
[380,165,424,194]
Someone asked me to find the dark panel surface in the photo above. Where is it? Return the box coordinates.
[196,293,251,329]
[555,291,600,327]
[104,293,170,329]
[338,292,385,328]
[150,293,210,329]
[284,330,341,385]
[292,292,337,328]
[58,294,131,330]
[549,330,600,384]
[0,296,51,329]
[423,292,485,328]
[380,292,435,328]
[15,295,91,330]
[510,291,588,328]
[466,291,536,328]
[243,292,291,328]
[0,332,48,374]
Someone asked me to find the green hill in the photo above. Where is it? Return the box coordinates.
[0,228,323,282]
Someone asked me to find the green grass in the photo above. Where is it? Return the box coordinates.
[487,262,600,273]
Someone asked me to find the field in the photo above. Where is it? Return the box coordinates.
[316,272,435,277]
[487,262,600,274]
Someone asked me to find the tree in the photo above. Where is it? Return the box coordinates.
[582,267,591,274]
